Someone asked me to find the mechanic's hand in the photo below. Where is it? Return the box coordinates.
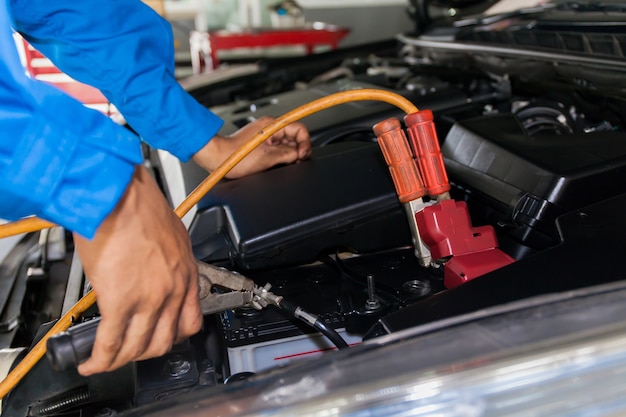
[192,116,311,179]
[73,165,202,376]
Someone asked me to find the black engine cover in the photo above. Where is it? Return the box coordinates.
[189,142,412,270]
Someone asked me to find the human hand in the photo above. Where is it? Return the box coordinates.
[73,165,202,376]
[192,116,311,179]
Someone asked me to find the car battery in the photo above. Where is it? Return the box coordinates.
[217,248,438,376]
[442,113,626,256]
[217,259,358,376]
[222,316,360,375]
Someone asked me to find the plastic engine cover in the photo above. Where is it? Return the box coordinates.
[189,142,412,270]
[442,113,626,252]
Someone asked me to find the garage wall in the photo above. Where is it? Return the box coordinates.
[169,0,415,56]
[298,0,414,47]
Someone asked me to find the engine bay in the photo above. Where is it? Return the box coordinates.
[3,3,626,415]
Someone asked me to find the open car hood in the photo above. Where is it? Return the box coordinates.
[406,0,626,96]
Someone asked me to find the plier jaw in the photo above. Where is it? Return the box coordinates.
[197,261,255,315]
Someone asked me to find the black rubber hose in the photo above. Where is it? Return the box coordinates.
[312,319,349,350]
[278,299,349,350]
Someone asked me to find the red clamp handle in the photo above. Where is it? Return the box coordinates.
[404,110,450,197]
[373,118,426,203]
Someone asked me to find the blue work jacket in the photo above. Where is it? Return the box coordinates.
[1,0,223,238]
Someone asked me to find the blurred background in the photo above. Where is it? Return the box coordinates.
[163,0,414,74]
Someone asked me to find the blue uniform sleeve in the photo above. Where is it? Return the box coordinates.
[0,3,144,238]
[9,0,224,161]
[2,0,225,238]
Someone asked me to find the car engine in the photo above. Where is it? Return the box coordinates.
[3,2,626,416]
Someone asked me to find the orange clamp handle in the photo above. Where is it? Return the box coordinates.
[404,110,450,196]
[373,118,426,203]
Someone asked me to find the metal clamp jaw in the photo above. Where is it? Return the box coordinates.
[197,261,284,314]
[197,261,255,315]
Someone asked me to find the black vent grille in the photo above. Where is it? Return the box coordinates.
[463,30,626,59]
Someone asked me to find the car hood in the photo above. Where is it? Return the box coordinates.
[406,0,626,96]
